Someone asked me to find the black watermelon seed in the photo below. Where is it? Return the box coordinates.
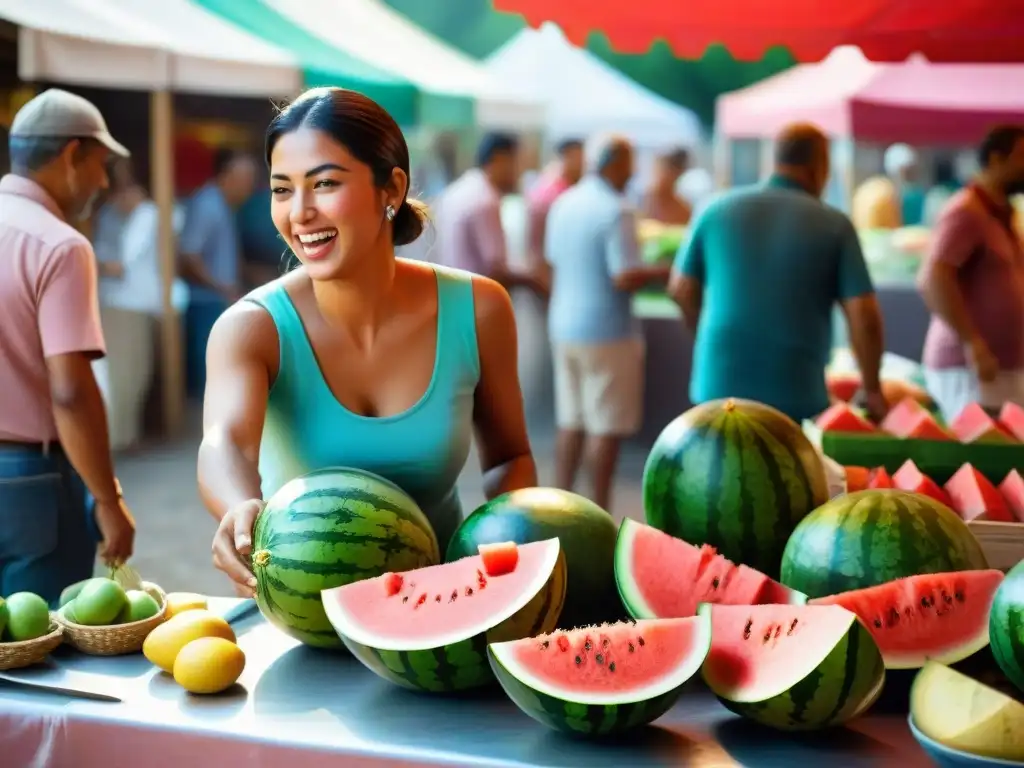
[465,587,474,596]
[402,596,409,604]
[574,655,582,665]
[743,620,753,640]
[711,577,720,589]
[609,662,616,672]
[628,642,635,653]
[595,654,604,665]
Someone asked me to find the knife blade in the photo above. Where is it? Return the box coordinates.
[221,598,259,626]
[0,671,122,702]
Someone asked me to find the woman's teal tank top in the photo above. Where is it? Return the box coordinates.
[248,265,480,551]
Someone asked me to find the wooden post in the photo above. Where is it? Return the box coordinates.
[150,89,184,436]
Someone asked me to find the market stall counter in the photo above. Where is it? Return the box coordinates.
[0,599,933,767]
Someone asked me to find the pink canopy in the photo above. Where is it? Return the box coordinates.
[717,47,1024,145]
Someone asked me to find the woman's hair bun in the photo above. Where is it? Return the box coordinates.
[392,198,429,246]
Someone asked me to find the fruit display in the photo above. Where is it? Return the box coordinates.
[944,463,1015,522]
[780,489,989,598]
[323,539,566,692]
[911,661,1024,761]
[809,570,1004,669]
[1001,470,1024,520]
[990,559,1024,694]
[825,371,933,409]
[446,487,620,628]
[950,402,1016,443]
[488,616,711,736]
[701,603,885,731]
[643,398,829,578]
[614,519,804,619]
[842,465,893,491]
[880,398,953,440]
[252,467,440,649]
[1000,402,1024,441]
[0,592,51,642]
[815,402,877,433]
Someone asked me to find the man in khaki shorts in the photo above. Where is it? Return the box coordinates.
[544,134,670,511]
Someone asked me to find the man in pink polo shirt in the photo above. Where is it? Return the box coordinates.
[525,138,583,275]
[919,125,1024,421]
[0,89,136,604]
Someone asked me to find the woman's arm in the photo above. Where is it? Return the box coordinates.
[471,278,538,498]
[197,302,277,521]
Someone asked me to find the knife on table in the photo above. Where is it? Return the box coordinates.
[0,671,122,702]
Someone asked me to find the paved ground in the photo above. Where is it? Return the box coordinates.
[115,404,649,597]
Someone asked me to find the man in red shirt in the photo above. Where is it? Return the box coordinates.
[919,125,1024,420]
[526,139,583,278]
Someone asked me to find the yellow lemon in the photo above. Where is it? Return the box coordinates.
[173,637,245,695]
[163,592,208,618]
[143,609,235,673]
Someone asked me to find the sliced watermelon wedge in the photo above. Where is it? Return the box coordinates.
[868,466,894,489]
[882,398,953,440]
[614,519,805,620]
[893,459,954,507]
[700,603,885,731]
[810,570,1003,669]
[826,372,861,403]
[488,615,711,736]
[322,538,566,692]
[998,469,1024,522]
[944,464,1015,523]
[998,402,1024,442]
[950,402,1016,444]
[816,402,877,433]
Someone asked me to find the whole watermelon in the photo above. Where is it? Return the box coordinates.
[252,467,439,649]
[990,559,1024,694]
[446,488,622,628]
[643,398,829,578]
[781,489,989,598]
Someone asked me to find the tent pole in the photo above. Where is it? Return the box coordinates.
[150,89,184,437]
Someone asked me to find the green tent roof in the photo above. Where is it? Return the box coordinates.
[194,0,473,127]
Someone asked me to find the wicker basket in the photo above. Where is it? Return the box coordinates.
[0,618,63,671]
[56,581,167,656]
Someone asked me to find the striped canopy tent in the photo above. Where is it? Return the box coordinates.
[195,0,544,129]
[492,0,1024,63]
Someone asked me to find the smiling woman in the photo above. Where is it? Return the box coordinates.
[198,87,538,595]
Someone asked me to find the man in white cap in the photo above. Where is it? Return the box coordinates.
[544,133,670,512]
[0,88,135,605]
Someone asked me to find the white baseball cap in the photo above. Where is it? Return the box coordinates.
[10,88,129,158]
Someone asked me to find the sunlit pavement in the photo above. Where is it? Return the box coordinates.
[113,403,648,596]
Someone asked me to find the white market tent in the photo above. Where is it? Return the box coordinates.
[484,23,701,147]
[255,0,545,130]
[0,0,304,433]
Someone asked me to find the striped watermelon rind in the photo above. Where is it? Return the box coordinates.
[989,560,1024,694]
[780,489,989,599]
[642,398,830,578]
[252,467,440,649]
[488,614,712,737]
[701,603,886,731]
[327,543,567,692]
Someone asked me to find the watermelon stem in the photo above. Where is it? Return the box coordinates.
[252,550,271,568]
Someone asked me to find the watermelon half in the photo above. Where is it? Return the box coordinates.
[322,538,566,693]
[252,467,440,649]
[810,570,1004,669]
[488,615,711,736]
[701,603,885,731]
[614,519,804,619]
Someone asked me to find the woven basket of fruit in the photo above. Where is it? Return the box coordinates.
[56,576,167,656]
[0,616,63,671]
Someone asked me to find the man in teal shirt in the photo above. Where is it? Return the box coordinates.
[669,123,887,423]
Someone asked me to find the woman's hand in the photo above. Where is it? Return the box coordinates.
[212,499,264,597]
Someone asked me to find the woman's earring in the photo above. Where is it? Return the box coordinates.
[385,204,396,222]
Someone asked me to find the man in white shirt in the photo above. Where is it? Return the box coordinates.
[93,162,188,449]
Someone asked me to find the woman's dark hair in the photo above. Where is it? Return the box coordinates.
[266,87,427,246]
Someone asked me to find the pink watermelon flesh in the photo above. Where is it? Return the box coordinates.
[998,402,1024,441]
[701,603,869,701]
[322,538,560,649]
[868,466,893,489]
[816,403,876,433]
[491,618,709,698]
[827,372,862,403]
[950,402,1015,444]
[809,570,1003,669]
[882,398,952,440]
[615,519,804,620]
[893,459,953,507]
[998,470,1024,522]
[944,463,1014,523]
